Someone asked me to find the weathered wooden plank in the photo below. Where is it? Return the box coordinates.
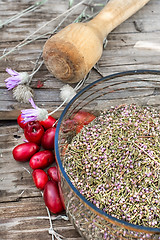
[0,126,39,202]
[0,0,104,44]
[0,0,160,120]
[0,198,82,240]
[0,0,159,42]
[1,30,160,74]
[3,1,160,239]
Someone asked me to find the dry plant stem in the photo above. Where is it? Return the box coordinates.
[41,192,65,240]
[17,32,50,49]
[43,0,150,83]
[22,167,31,175]
[133,141,160,166]
[45,205,55,240]
[45,206,65,240]
[73,0,93,23]
[48,99,68,117]
[0,0,87,61]
[0,0,47,29]
[68,0,75,9]
[48,76,88,117]
[29,60,44,84]
[36,216,68,221]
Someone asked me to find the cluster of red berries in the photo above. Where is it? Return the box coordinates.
[13,115,65,214]
[12,111,96,214]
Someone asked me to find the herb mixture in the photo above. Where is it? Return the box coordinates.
[64,104,160,228]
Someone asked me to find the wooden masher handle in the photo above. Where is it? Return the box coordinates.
[88,0,150,40]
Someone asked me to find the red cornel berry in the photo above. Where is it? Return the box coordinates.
[29,150,55,169]
[41,127,56,150]
[32,169,49,190]
[24,121,44,145]
[69,111,96,133]
[58,182,65,210]
[72,111,96,125]
[40,116,56,129]
[43,181,64,214]
[17,114,27,129]
[47,166,59,182]
[13,142,40,162]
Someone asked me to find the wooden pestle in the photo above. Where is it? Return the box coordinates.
[43,0,151,83]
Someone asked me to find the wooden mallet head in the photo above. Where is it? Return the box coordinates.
[43,0,150,83]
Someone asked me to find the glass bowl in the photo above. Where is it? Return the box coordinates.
[55,70,160,240]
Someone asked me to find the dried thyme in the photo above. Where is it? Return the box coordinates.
[63,104,160,228]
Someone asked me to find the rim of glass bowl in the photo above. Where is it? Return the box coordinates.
[55,69,160,234]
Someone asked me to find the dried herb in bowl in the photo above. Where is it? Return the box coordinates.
[63,104,160,228]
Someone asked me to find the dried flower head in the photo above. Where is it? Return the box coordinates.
[21,97,48,122]
[13,85,34,103]
[5,68,29,90]
[60,84,77,103]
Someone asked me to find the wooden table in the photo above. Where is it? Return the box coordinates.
[0,0,160,239]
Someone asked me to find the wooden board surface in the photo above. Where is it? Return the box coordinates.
[0,0,160,120]
[0,1,160,240]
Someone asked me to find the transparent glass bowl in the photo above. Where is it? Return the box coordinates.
[55,70,160,240]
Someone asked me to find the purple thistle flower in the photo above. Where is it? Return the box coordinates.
[5,68,29,90]
[21,98,48,123]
